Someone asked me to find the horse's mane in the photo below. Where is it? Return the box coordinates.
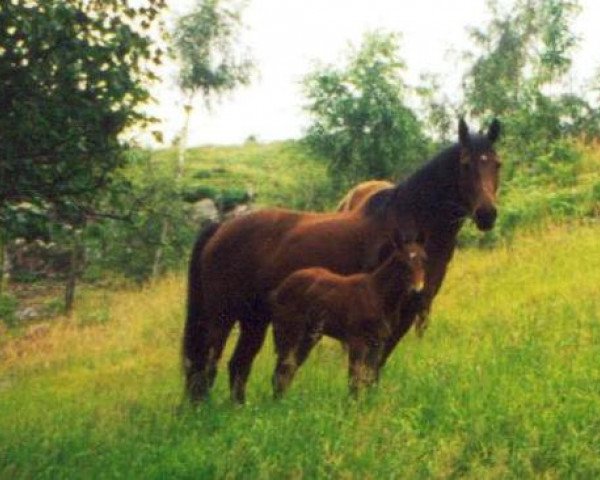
[363,187,396,218]
[364,143,466,225]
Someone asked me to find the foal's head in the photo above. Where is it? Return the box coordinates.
[398,241,427,293]
[457,118,502,231]
[383,229,427,293]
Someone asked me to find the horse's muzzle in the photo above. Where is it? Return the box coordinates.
[474,206,497,231]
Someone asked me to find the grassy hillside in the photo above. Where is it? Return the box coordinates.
[2,222,599,478]
[153,139,600,242]
[153,141,337,211]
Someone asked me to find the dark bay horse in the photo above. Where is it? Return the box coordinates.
[270,240,426,397]
[183,118,501,403]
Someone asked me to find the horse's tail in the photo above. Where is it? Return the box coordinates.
[183,220,221,401]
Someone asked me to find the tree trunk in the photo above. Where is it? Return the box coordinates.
[152,98,194,280]
[0,231,7,297]
[65,229,83,316]
[177,100,193,178]
[152,219,169,279]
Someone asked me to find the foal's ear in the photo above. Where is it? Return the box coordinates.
[458,118,470,148]
[487,118,501,144]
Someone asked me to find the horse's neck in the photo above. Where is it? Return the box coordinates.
[357,216,397,271]
[393,151,466,300]
[392,150,466,254]
[399,146,466,228]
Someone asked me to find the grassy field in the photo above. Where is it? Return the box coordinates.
[1,221,599,478]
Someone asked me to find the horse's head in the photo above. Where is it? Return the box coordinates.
[457,118,501,231]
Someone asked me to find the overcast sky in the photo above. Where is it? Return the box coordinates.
[141,0,600,148]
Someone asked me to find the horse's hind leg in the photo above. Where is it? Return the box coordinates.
[228,319,269,404]
[185,314,235,403]
[205,315,236,389]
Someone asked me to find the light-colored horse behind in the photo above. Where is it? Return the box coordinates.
[336,180,394,212]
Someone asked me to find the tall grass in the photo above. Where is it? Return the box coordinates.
[1,222,599,478]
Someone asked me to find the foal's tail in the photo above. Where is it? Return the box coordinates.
[183,220,221,401]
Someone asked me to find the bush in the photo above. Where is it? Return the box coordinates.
[303,31,429,186]
[182,185,219,203]
[0,293,18,328]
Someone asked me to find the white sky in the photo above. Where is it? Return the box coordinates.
[140,0,600,148]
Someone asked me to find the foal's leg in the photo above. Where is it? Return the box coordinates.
[296,325,323,365]
[272,312,304,398]
[272,315,321,398]
[228,318,269,404]
[366,342,385,385]
[272,344,301,399]
[348,338,378,397]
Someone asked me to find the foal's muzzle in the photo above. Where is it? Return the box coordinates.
[474,206,497,231]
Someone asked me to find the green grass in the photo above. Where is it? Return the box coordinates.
[2,222,599,478]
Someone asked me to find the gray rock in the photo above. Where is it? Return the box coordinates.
[192,198,220,223]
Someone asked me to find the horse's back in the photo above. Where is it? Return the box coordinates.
[200,208,367,314]
[336,180,394,212]
[271,266,330,306]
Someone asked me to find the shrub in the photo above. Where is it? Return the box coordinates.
[0,293,18,328]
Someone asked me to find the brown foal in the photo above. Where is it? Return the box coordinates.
[270,241,426,397]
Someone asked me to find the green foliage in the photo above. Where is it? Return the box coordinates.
[181,184,219,203]
[0,293,18,327]
[450,0,600,247]
[173,0,253,102]
[83,150,197,282]
[0,0,167,309]
[415,73,456,143]
[0,0,165,215]
[592,181,600,203]
[458,142,600,247]
[156,140,339,211]
[303,32,429,187]
[462,0,599,183]
[181,184,250,210]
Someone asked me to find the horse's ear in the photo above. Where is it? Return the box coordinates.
[488,118,501,144]
[458,118,470,148]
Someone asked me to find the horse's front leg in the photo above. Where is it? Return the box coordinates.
[413,239,453,336]
[273,345,301,399]
[378,293,425,370]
